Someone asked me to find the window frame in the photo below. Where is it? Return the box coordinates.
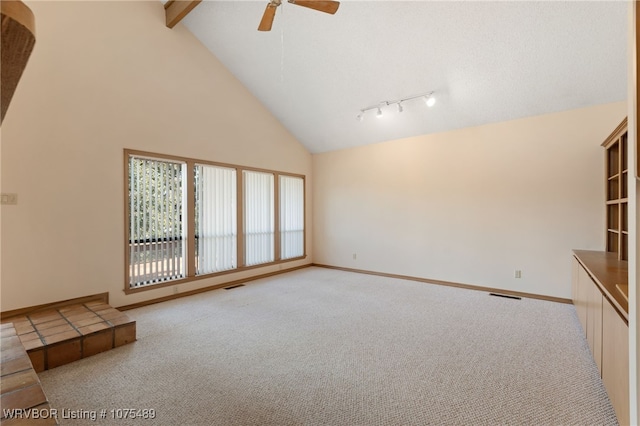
[124,149,306,294]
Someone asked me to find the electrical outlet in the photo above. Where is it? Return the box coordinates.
[353,253,357,260]
[0,193,18,205]
[515,270,522,279]
[173,286,179,295]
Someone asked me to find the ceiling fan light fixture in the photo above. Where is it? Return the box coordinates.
[260,0,340,31]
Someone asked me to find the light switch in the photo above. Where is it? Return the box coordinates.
[1,193,18,205]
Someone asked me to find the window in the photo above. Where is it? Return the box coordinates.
[280,175,304,259]
[127,156,186,288]
[125,150,305,292]
[243,171,274,266]
[195,164,237,274]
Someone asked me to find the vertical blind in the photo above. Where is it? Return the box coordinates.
[195,165,237,274]
[128,155,186,288]
[244,170,274,266]
[280,175,304,259]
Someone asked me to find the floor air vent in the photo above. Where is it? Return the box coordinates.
[224,284,245,290]
[489,292,521,300]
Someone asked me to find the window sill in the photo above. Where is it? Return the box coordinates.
[124,255,307,295]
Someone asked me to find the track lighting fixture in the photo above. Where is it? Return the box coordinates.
[357,91,435,121]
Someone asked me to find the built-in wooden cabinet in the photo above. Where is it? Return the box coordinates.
[603,118,628,261]
[572,253,629,425]
[571,118,631,425]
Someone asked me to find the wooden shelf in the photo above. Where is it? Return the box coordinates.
[602,118,628,261]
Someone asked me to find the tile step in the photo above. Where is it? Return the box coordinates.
[1,323,58,424]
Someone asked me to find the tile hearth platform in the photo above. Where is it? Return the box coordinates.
[1,301,136,372]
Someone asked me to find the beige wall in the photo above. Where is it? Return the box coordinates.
[313,102,626,299]
[627,2,638,422]
[0,1,627,315]
[0,1,312,311]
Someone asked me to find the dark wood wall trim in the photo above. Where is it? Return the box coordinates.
[1,292,109,320]
[312,263,573,305]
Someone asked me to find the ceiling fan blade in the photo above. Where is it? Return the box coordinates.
[258,4,277,31]
[288,0,340,15]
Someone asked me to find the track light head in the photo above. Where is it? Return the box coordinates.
[397,102,403,113]
[425,95,436,107]
[356,112,363,121]
[376,107,383,118]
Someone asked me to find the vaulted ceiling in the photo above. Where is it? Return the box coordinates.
[176,1,627,153]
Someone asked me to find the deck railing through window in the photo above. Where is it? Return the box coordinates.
[128,156,186,288]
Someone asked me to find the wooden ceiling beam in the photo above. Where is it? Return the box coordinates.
[164,0,201,29]
[1,0,36,124]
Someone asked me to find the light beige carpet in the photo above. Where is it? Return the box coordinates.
[39,267,617,425]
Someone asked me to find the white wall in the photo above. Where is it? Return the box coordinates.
[313,102,626,299]
[1,1,312,311]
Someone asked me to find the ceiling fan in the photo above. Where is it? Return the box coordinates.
[258,0,340,32]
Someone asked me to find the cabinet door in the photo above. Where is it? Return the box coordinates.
[587,282,603,371]
[572,257,589,335]
[572,257,580,308]
[574,260,590,334]
[602,299,629,425]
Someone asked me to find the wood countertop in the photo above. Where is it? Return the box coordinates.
[573,250,628,323]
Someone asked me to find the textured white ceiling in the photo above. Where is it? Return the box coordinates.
[181,1,627,153]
